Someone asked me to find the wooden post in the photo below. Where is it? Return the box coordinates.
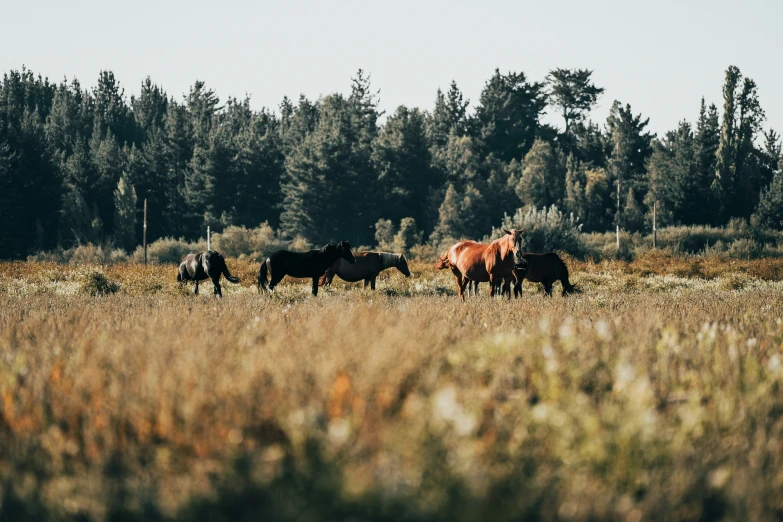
[653,200,657,249]
[616,179,621,250]
[207,226,211,251]
[143,199,148,265]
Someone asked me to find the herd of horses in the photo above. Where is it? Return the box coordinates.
[176,229,576,300]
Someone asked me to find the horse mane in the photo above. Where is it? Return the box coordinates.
[487,234,513,260]
[378,252,398,270]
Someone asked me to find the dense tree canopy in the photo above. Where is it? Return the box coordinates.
[0,64,779,258]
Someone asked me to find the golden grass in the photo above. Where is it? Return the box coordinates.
[2,257,783,521]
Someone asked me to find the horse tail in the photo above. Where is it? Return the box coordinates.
[435,251,450,270]
[221,261,240,284]
[257,259,269,293]
[559,256,575,295]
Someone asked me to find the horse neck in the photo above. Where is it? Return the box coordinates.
[379,253,397,270]
[492,236,513,260]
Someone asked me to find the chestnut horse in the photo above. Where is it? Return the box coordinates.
[511,252,575,297]
[436,229,525,300]
[436,252,520,298]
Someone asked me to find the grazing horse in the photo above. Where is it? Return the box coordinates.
[177,251,240,298]
[512,252,576,297]
[436,229,525,300]
[257,241,356,296]
[320,252,411,290]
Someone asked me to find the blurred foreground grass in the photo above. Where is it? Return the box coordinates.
[2,255,783,521]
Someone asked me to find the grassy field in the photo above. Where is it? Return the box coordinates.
[2,254,783,521]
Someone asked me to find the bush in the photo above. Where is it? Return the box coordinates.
[79,270,120,296]
[28,244,129,264]
[132,237,207,264]
[212,223,290,260]
[492,205,588,258]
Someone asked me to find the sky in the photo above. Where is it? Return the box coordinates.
[1,0,781,136]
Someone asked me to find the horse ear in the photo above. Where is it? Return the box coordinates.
[502,228,512,235]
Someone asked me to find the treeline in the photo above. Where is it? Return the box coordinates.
[1,65,781,259]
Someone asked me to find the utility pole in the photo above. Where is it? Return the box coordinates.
[653,200,657,249]
[207,226,211,251]
[143,199,148,265]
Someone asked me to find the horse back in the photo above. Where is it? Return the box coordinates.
[521,252,567,282]
[451,242,491,282]
[332,252,380,282]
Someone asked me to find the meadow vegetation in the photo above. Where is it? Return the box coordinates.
[2,256,783,521]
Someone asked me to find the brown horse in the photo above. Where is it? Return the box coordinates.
[177,251,240,298]
[436,229,525,300]
[436,252,519,298]
[320,252,411,290]
[512,252,575,297]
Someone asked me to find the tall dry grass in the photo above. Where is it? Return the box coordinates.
[2,258,783,521]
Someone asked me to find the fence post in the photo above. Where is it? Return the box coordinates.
[616,179,621,250]
[653,200,657,249]
[143,199,147,265]
[207,226,211,251]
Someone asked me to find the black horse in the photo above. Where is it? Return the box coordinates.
[177,251,240,298]
[512,252,575,297]
[257,241,356,296]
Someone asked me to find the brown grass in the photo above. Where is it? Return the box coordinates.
[2,257,783,521]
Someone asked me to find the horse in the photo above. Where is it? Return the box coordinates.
[436,251,518,298]
[320,252,411,290]
[177,251,240,298]
[512,252,576,297]
[436,229,525,300]
[257,241,356,296]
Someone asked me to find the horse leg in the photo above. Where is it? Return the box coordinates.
[488,275,499,298]
[370,277,376,290]
[457,276,468,301]
[514,279,523,298]
[543,281,553,297]
[363,279,369,289]
[502,278,511,300]
[194,281,199,295]
[311,277,319,297]
[269,273,284,291]
[213,278,222,298]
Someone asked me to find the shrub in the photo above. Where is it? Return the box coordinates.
[79,270,120,296]
[132,237,207,264]
[212,223,289,260]
[492,205,588,258]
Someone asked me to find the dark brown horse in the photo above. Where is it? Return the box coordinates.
[320,252,411,290]
[436,229,525,300]
[257,241,356,296]
[177,251,240,298]
[512,252,575,297]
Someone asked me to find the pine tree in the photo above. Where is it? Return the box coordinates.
[694,98,720,224]
[546,68,604,134]
[753,158,783,229]
[515,139,565,208]
[373,106,437,231]
[113,173,137,250]
[475,69,547,163]
[712,66,741,220]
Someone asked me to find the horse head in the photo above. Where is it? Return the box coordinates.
[502,228,526,265]
[396,254,411,277]
[337,241,356,264]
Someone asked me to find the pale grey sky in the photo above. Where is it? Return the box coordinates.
[2,0,781,136]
